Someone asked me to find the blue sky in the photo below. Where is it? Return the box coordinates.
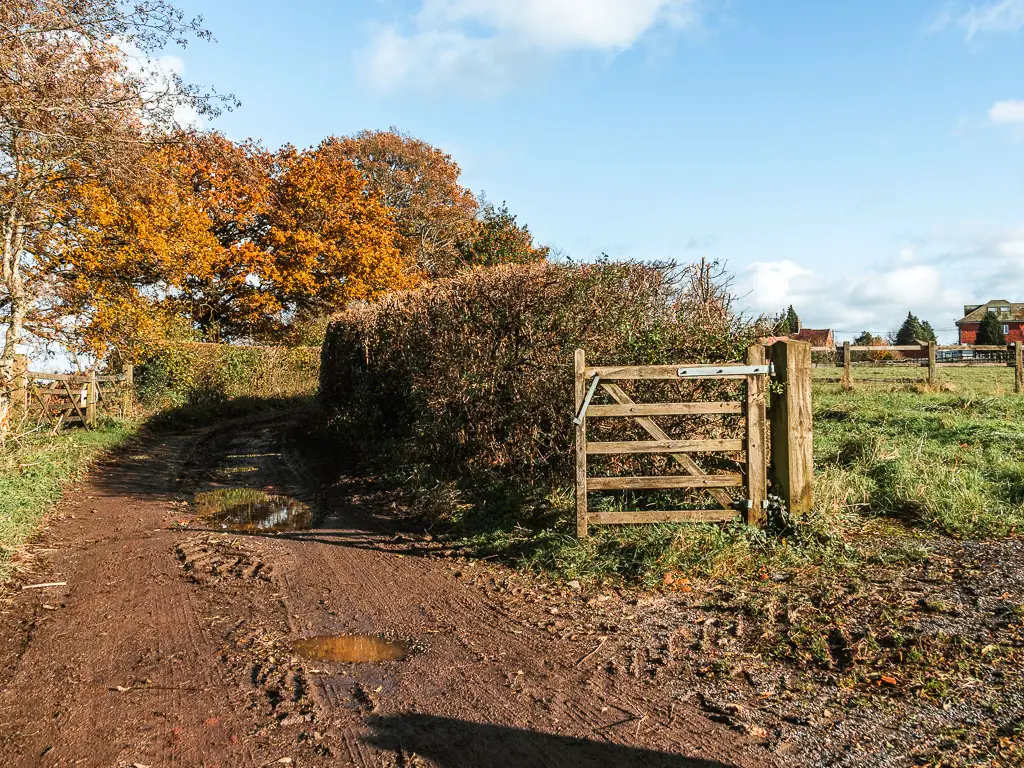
[168,0,1024,342]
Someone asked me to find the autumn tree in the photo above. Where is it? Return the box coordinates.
[337,129,478,277]
[63,132,411,351]
[266,137,414,320]
[61,132,275,353]
[457,199,549,267]
[0,0,225,436]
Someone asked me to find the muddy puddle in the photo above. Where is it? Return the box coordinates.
[193,488,313,532]
[291,635,409,662]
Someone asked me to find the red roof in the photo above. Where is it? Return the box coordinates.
[793,329,834,347]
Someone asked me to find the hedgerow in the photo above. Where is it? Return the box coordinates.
[135,342,320,409]
[320,260,760,487]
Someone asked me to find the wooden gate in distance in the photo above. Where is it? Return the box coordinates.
[573,348,772,536]
[9,357,134,430]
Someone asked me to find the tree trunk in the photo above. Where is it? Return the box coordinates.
[1,218,28,442]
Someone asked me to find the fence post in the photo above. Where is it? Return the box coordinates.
[767,339,814,518]
[842,341,852,387]
[122,364,134,417]
[86,371,97,427]
[574,349,588,538]
[12,354,28,416]
[1016,342,1023,394]
[745,345,768,527]
[928,341,937,386]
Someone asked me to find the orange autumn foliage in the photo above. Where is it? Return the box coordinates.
[337,129,478,277]
[268,138,417,310]
[63,132,411,355]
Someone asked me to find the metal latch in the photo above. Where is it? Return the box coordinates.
[573,375,601,425]
[676,364,773,378]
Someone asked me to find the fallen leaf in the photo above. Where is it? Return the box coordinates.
[879,675,898,686]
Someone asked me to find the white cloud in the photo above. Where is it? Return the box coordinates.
[960,0,1024,38]
[926,0,1024,39]
[990,99,1024,124]
[116,38,201,127]
[742,260,814,316]
[739,257,966,343]
[361,0,700,93]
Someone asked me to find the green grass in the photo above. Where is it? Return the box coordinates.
[0,419,135,584]
[814,369,1024,537]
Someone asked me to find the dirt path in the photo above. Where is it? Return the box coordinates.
[0,416,775,768]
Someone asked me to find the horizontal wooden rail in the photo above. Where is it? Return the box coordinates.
[589,510,739,525]
[585,364,749,380]
[27,372,82,382]
[936,345,1011,352]
[588,474,743,490]
[587,402,743,417]
[587,438,744,455]
[847,345,926,352]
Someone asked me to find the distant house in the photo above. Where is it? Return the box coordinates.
[956,300,1024,344]
[792,328,835,348]
[759,325,835,349]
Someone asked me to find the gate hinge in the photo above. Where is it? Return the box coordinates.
[740,499,771,511]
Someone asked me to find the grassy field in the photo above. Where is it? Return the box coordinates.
[813,362,1018,394]
[0,420,135,584]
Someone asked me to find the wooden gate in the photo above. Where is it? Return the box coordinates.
[573,348,771,536]
[9,359,134,430]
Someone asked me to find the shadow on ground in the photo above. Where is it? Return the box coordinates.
[365,713,738,768]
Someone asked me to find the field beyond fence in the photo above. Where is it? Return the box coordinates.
[812,341,1024,392]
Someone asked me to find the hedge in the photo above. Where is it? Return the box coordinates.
[134,342,320,408]
[320,261,759,487]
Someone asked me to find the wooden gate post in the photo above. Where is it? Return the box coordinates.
[574,349,588,538]
[745,346,768,527]
[86,371,97,426]
[122,364,134,417]
[842,341,852,387]
[767,339,814,517]
[928,341,937,386]
[1016,342,1023,394]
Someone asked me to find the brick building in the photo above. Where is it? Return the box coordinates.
[956,300,1024,344]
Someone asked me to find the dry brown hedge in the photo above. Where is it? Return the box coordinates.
[320,261,759,486]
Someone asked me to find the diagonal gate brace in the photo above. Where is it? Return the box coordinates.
[573,375,601,425]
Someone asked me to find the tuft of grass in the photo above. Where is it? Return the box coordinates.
[0,419,135,584]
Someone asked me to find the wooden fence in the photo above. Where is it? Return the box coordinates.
[817,342,1024,392]
[8,356,134,429]
[574,339,813,534]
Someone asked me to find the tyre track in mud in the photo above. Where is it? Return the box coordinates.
[0,414,776,767]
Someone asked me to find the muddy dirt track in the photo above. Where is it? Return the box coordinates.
[0,415,775,768]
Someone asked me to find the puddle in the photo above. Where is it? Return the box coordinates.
[291,634,409,662]
[193,488,312,532]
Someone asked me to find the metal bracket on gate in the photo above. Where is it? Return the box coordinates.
[676,364,773,378]
[573,375,601,425]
